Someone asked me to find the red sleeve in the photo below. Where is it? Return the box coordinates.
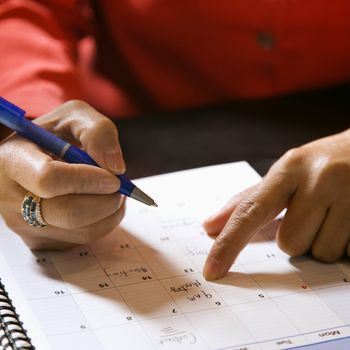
[0,0,91,117]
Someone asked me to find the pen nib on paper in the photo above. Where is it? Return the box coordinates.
[130,186,158,207]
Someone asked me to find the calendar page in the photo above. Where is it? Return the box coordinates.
[0,162,350,350]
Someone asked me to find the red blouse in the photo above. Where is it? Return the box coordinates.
[0,0,350,118]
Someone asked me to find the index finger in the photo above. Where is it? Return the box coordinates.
[37,101,125,174]
[203,172,296,281]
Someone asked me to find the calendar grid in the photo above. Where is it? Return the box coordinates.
[1,162,350,350]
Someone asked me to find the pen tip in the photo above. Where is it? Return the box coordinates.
[130,186,158,207]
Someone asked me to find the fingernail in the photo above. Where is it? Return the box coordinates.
[104,152,125,173]
[203,257,223,281]
[99,177,119,193]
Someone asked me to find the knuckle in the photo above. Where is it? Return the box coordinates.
[63,99,90,112]
[97,116,116,128]
[73,169,117,195]
[311,241,340,263]
[79,118,118,153]
[82,210,124,244]
[72,166,94,193]
[70,229,92,245]
[34,163,58,198]
[277,232,309,257]
[94,117,117,135]
[315,159,350,187]
[81,229,102,245]
[62,207,84,230]
[212,234,231,254]
[55,197,92,229]
[267,148,308,189]
[272,147,304,176]
[281,148,304,167]
[232,196,264,227]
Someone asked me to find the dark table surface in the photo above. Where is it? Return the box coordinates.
[117,84,349,180]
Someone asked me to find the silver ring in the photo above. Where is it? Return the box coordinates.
[21,192,47,228]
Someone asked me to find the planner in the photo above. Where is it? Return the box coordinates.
[0,161,350,350]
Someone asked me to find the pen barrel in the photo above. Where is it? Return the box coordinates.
[117,174,135,196]
[17,118,68,156]
[0,97,26,126]
[0,98,65,155]
[62,144,98,166]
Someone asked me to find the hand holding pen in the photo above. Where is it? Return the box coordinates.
[0,99,156,250]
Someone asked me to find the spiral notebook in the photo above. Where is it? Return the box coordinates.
[1,162,350,350]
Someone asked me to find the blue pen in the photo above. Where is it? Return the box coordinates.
[0,97,157,207]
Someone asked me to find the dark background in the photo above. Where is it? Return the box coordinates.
[117,84,349,179]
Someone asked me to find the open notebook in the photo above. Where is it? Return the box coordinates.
[0,161,350,350]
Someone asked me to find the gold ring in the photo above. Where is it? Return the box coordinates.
[21,192,47,228]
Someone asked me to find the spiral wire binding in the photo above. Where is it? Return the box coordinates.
[0,279,34,350]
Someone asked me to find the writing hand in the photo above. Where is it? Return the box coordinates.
[203,129,350,280]
[0,100,126,249]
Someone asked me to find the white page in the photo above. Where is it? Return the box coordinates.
[0,161,350,350]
